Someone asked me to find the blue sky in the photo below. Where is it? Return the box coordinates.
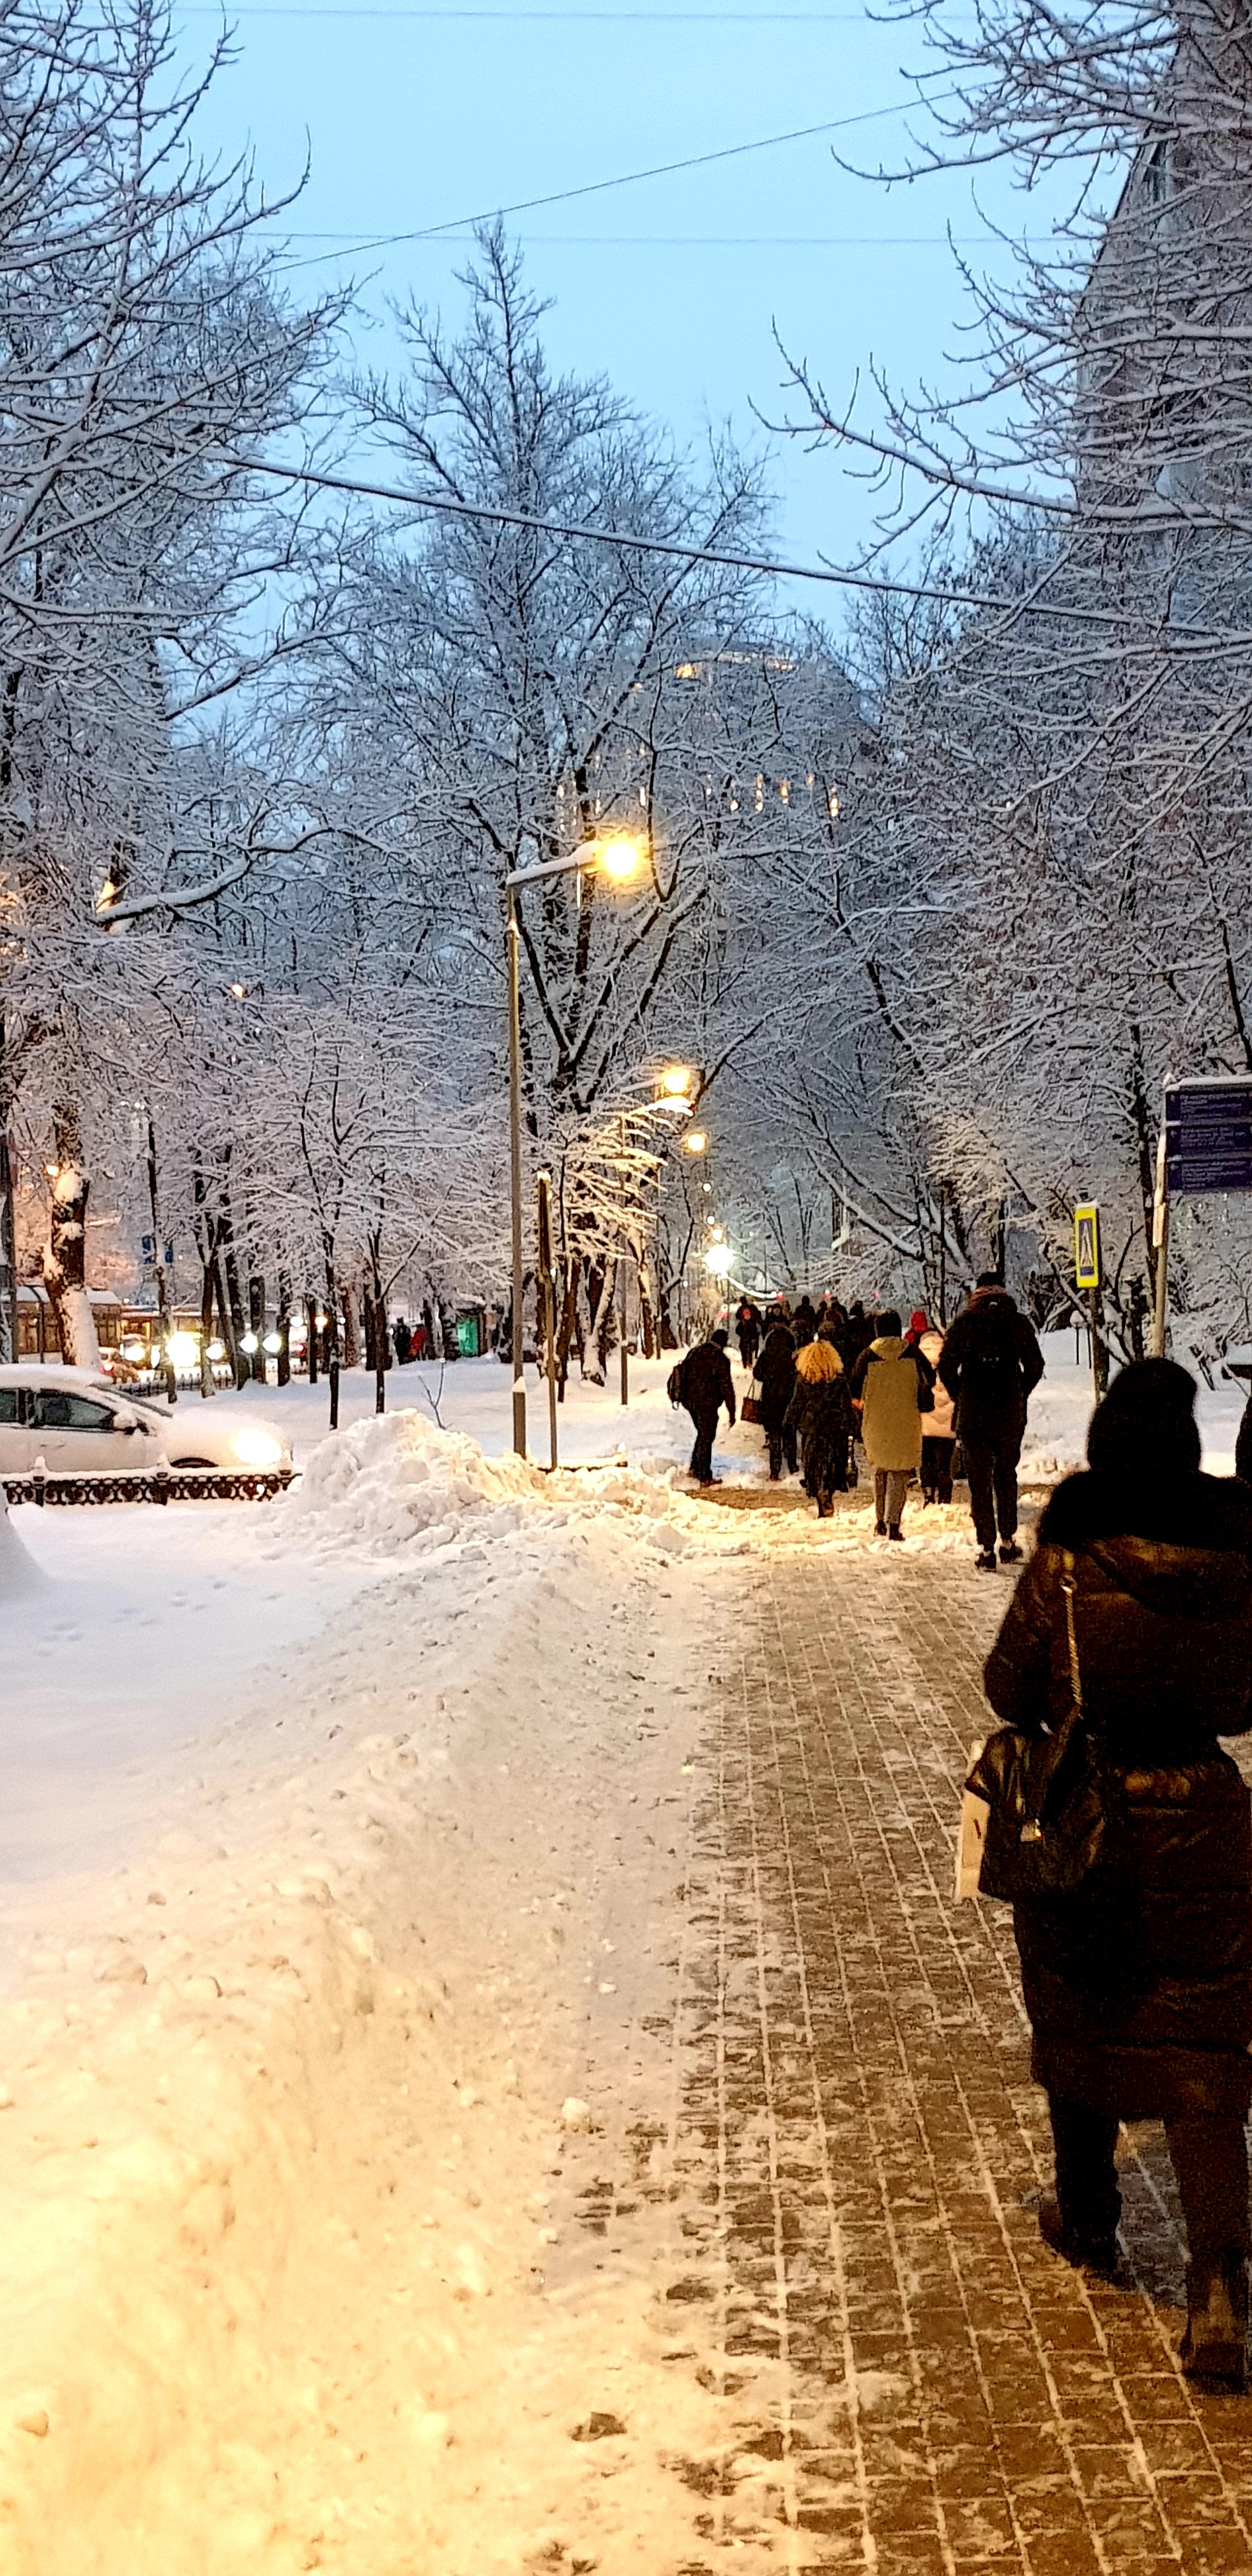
[172,0,1050,629]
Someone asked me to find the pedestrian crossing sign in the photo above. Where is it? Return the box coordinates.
[1074,1204,1101,1291]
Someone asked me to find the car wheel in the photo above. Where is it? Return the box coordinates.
[171,1455,217,1469]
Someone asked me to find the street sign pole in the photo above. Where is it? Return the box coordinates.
[1150,1126,1170,1360]
[1074,1203,1106,1400]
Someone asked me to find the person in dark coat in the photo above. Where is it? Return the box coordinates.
[754,1319,798,1479]
[844,1300,873,1363]
[790,1296,818,1347]
[940,1271,1044,1569]
[1236,1391,1252,1489]
[735,1298,763,1372]
[392,1317,412,1366]
[784,1337,853,1515]
[676,1328,736,1485]
[984,1359,1252,2385]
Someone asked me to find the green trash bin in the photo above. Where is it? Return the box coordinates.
[455,1311,481,1358]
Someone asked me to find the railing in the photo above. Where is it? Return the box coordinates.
[2,1463,294,1506]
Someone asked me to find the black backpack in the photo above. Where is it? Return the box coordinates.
[965,1300,1023,1388]
[667,1360,687,1408]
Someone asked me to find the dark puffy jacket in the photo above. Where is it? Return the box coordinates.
[940,1287,1043,1441]
[680,1339,735,1423]
[754,1326,796,1426]
[1236,1395,1252,1489]
[984,1468,1252,2120]
[784,1373,854,1491]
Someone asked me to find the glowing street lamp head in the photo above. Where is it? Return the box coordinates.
[659,1063,693,1098]
[704,1243,734,1280]
[682,1129,708,1156]
[595,834,646,883]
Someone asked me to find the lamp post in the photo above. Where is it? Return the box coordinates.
[504,835,646,1459]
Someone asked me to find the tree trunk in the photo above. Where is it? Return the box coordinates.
[199,1257,216,1399]
[340,1283,360,1368]
[247,1274,266,1382]
[277,1271,293,1385]
[42,1105,100,1367]
[219,1212,248,1388]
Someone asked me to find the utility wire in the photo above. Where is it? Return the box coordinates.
[239,451,1177,632]
[177,4,913,17]
[285,227,1041,246]
[276,89,956,268]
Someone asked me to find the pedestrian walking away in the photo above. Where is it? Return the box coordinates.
[784,1337,853,1516]
[912,1311,957,1502]
[754,1317,798,1480]
[982,1359,1252,2387]
[848,1308,933,1538]
[940,1271,1043,1567]
[671,1327,736,1486]
[790,1294,818,1347]
[734,1297,762,1372]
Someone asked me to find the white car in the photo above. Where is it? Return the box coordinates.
[0,1365,293,1481]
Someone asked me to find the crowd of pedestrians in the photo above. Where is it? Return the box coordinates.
[679,1286,1252,2386]
[678,1275,1045,1560]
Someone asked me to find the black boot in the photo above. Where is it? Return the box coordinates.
[1181,2253,1250,2388]
[1038,2196,1118,2278]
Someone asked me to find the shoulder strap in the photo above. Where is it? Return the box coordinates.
[1060,1549,1083,1715]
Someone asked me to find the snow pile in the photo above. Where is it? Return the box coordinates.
[276,1407,754,1561]
[0,1501,41,1600]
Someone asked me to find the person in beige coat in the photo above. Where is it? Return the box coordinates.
[848,1308,935,1538]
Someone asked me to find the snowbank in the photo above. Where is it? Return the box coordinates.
[0,1501,737,2573]
[275,1406,755,1562]
[0,1501,41,1600]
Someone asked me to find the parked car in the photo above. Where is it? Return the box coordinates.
[0,1367,293,1480]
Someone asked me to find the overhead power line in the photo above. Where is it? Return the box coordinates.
[276,89,955,269]
[239,452,1173,634]
[286,227,1035,247]
[178,5,904,17]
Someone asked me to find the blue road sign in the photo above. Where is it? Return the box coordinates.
[1165,1079,1252,1195]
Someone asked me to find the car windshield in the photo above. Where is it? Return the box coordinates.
[84,1379,169,1422]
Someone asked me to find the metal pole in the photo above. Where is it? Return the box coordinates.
[0,1126,17,1367]
[1150,1124,1170,1358]
[538,1170,558,1471]
[507,880,527,1459]
[146,1110,177,1406]
[620,1257,629,1406]
[0,1006,18,1365]
[1088,1286,1107,1400]
[619,1113,629,1407]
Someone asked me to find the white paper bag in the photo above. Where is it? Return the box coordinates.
[955,1738,989,1900]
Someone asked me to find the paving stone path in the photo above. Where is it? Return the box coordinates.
[655,1548,1252,2575]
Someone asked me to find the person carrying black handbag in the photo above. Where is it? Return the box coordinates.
[979,1360,1252,2386]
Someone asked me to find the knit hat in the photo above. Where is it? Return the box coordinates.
[908,1309,929,1336]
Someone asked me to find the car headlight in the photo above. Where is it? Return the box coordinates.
[231,1429,284,1468]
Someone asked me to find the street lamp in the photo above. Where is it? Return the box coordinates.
[705,1243,734,1280]
[682,1130,708,1156]
[504,833,647,1458]
[658,1064,694,1101]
